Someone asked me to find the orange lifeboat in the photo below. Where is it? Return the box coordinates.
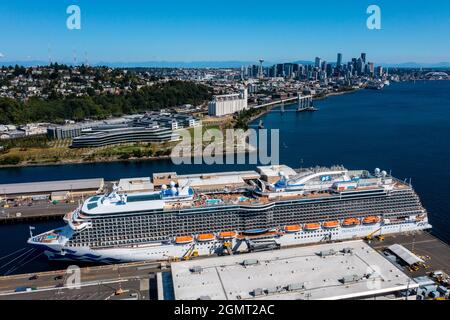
[284,225,302,233]
[197,233,215,242]
[362,216,380,225]
[304,223,321,231]
[218,231,237,239]
[342,218,360,227]
[323,221,339,229]
[175,236,194,244]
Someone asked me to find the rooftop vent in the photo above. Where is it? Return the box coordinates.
[287,283,305,291]
[252,288,264,297]
[341,247,353,254]
[340,274,361,284]
[242,259,259,266]
[318,249,336,257]
[189,266,203,273]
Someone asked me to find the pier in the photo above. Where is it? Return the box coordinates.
[0,231,447,300]
[297,95,318,112]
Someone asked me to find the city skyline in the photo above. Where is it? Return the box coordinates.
[0,0,449,65]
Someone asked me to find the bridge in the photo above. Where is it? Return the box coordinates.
[424,71,449,79]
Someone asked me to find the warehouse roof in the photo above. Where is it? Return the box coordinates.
[118,177,154,193]
[0,178,104,195]
[388,244,424,266]
[170,240,417,300]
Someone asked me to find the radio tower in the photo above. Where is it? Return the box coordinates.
[258,58,264,79]
[48,45,52,65]
[73,49,77,66]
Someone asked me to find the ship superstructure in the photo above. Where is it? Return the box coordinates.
[28,165,431,263]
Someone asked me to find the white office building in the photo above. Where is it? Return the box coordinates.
[208,88,248,116]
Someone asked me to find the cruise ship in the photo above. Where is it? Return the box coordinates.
[28,165,432,263]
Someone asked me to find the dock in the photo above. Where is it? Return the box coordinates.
[0,202,78,224]
[0,231,448,300]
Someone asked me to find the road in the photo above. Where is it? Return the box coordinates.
[0,261,165,300]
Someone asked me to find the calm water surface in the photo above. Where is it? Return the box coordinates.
[1,80,449,275]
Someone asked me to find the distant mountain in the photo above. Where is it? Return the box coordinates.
[0,60,267,69]
[1,59,449,69]
[291,60,314,65]
[0,60,49,67]
[96,61,259,68]
[382,62,450,69]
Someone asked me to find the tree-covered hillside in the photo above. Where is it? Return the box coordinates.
[0,80,212,124]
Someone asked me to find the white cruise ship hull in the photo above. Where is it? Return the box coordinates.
[42,220,431,263]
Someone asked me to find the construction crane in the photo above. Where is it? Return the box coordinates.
[365,228,384,241]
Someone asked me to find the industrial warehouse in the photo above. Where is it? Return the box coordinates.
[0,178,104,202]
[164,240,419,300]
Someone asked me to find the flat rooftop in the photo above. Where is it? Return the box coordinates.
[178,175,245,189]
[0,178,104,195]
[257,165,298,178]
[118,177,154,193]
[171,240,417,300]
[177,170,260,181]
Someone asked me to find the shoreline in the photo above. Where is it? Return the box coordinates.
[249,87,359,123]
[0,87,357,170]
[0,148,258,170]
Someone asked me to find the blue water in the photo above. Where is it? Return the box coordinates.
[1,80,449,275]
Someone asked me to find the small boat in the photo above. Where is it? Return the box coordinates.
[323,221,339,229]
[342,218,360,227]
[175,236,194,244]
[362,216,381,224]
[218,231,237,239]
[284,225,302,233]
[304,223,321,231]
[196,233,215,242]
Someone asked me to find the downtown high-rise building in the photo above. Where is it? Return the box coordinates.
[315,57,322,69]
[337,53,343,67]
[361,53,367,64]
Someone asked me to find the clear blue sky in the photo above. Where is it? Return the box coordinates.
[0,0,449,64]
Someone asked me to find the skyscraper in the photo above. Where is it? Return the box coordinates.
[361,53,367,64]
[315,57,321,69]
[337,53,343,67]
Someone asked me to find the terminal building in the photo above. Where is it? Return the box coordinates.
[208,88,248,117]
[160,240,419,300]
[0,178,104,202]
